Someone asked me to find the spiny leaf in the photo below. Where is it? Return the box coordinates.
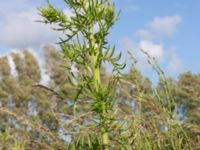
[111,52,122,63]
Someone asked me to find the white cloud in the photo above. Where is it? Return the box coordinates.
[0,0,72,50]
[122,37,185,81]
[136,15,182,40]
[7,55,18,78]
[122,38,165,72]
[132,15,182,75]
[150,15,182,36]
[167,48,183,73]
[0,9,61,49]
[135,29,153,40]
[123,38,164,63]
[139,40,164,62]
[40,68,50,86]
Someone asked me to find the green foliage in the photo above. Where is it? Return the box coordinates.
[39,1,125,149]
[0,57,11,76]
[67,136,101,150]
[0,47,199,149]
[0,131,26,150]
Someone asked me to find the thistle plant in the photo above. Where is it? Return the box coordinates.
[39,0,125,149]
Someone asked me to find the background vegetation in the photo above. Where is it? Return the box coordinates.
[0,46,200,150]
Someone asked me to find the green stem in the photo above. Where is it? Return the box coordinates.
[93,54,100,89]
[92,52,109,150]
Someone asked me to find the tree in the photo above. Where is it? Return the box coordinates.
[178,72,200,124]
[0,48,197,149]
[0,50,64,149]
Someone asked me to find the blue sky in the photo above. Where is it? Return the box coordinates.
[0,0,199,82]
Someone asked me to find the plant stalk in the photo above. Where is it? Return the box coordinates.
[92,53,109,150]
